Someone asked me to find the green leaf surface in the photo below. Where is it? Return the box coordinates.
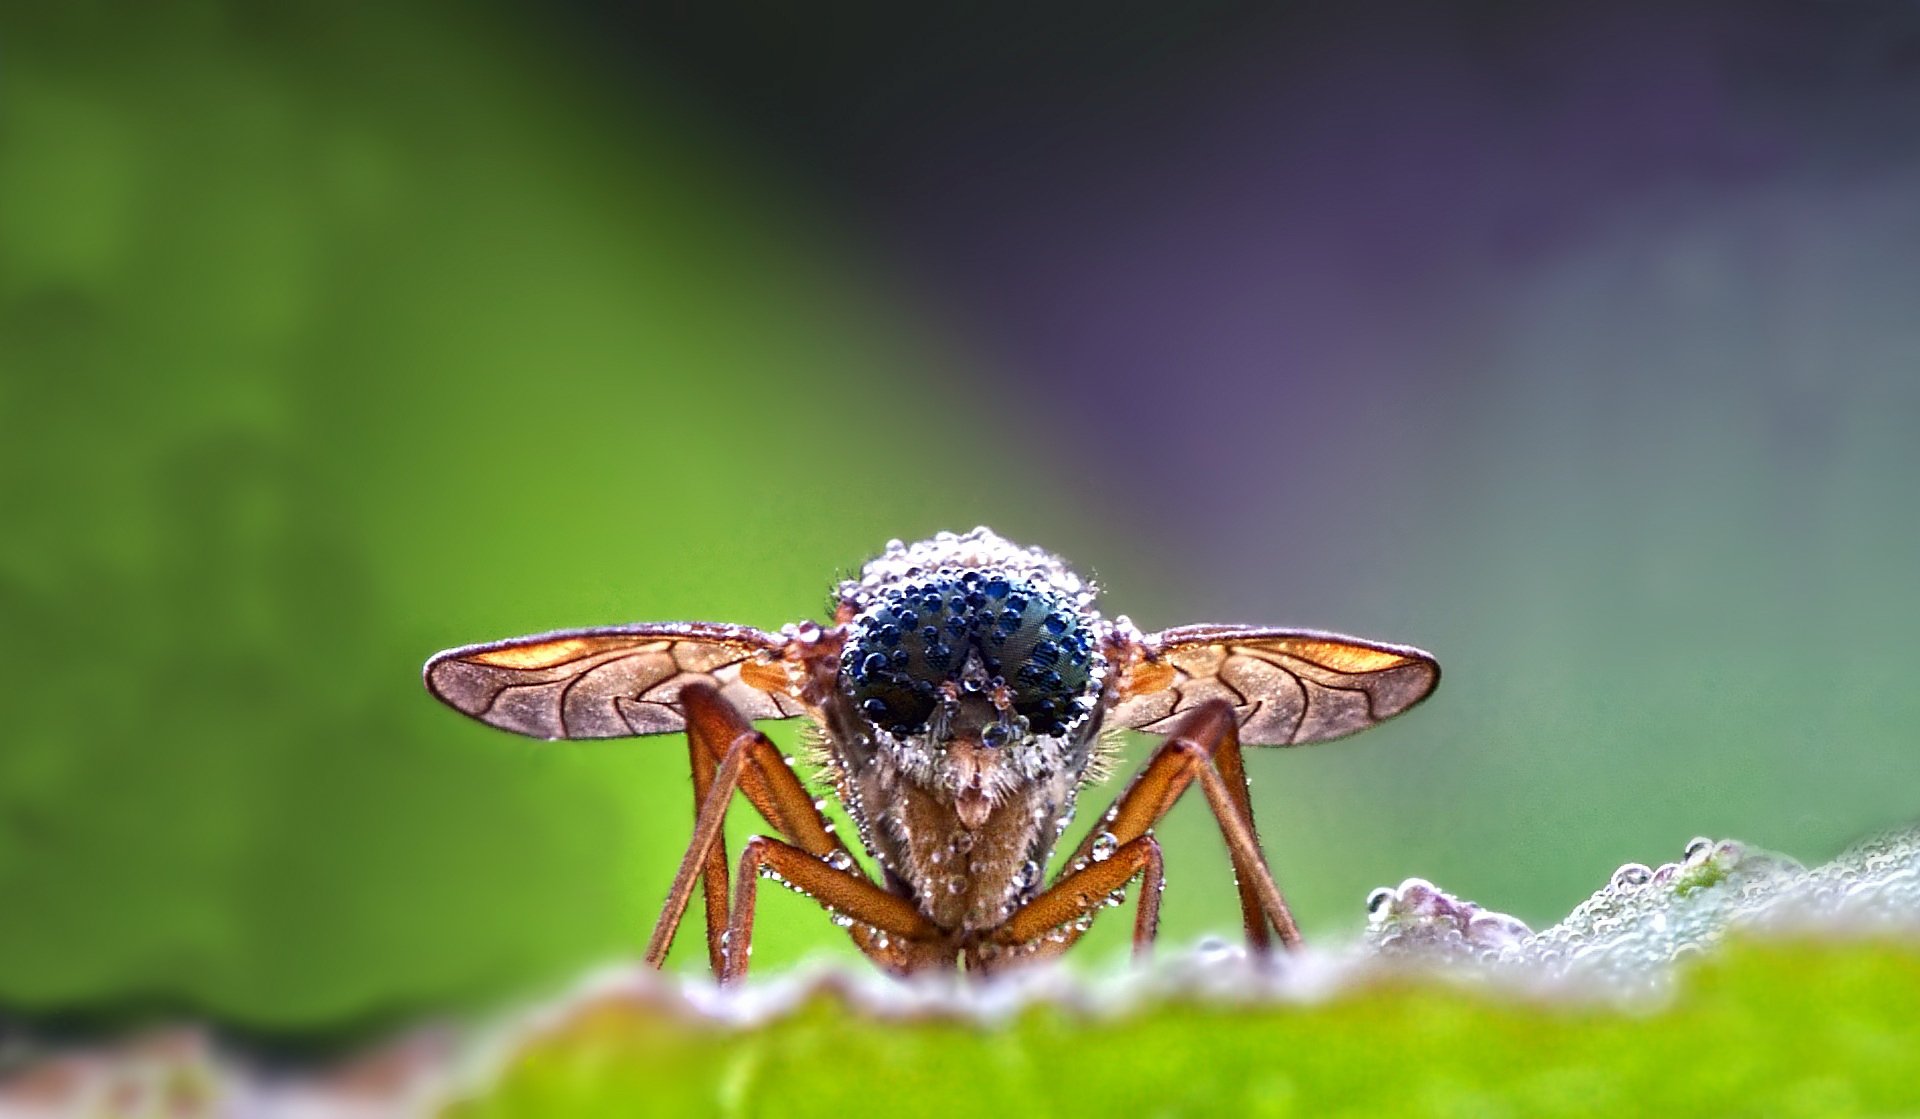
[449,939,1920,1119]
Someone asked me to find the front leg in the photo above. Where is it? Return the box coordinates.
[971,835,1164,973]
[989,699,1298,968]
[722,836,945,984]
[1075,697,1301,950]
[646,681,881,976]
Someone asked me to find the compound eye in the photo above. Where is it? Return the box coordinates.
[858,690,934,734]
[842,596,947,734]
[841,573,1100,738]
[982,600,1097,737]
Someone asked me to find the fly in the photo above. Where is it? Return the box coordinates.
[423,528,1439,981]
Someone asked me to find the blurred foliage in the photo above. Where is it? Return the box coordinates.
[0,0,1071,1032]
[451,939,1920,1118]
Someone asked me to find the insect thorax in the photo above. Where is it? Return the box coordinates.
[818,528,1116,931]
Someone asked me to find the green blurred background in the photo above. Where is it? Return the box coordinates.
[4,1,1918,1039]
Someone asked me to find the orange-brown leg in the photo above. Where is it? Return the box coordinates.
[1047,699,1299,957]
[684,719,732,976]
[975,835,1164,971]
[722,836,944,984]
[645,681,869,975]
[1206,728,1274,953]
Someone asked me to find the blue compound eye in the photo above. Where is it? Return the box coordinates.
[843,572,1096,737]
[980,597,1095,737]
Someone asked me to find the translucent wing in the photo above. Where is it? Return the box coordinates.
[422,622,806,740]
[1107,625,1439,746]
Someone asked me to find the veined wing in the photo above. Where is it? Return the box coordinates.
[1107,625,1439,746]
[423,622,805,739]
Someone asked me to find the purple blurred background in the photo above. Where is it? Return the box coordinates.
[580,0,1920,913]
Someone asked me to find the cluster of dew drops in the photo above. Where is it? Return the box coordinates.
[1362,824,1920,989]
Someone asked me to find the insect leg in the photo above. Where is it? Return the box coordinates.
[683,701,733,976]
[644,681,868,975]
[1067,699,1299,951]
[980,835,1164,969]
[722,836,943,984]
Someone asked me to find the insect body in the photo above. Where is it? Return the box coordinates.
[424,528,1439,980]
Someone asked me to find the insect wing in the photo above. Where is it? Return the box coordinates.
[1108,625,1439,746]
[423,622,805,739]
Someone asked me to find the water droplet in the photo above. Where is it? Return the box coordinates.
[1684,836,1715,862]
[824,850,854,872]
[1366,886,1395,917]
[947,875,967,895]
[1611,862,1653,890]
[1090,832,1120,862]
[830,910,855,928]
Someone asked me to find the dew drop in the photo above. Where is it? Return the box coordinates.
[1090,831,1120,862]
[1610,862,1653,890]
[824,850,854,872]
